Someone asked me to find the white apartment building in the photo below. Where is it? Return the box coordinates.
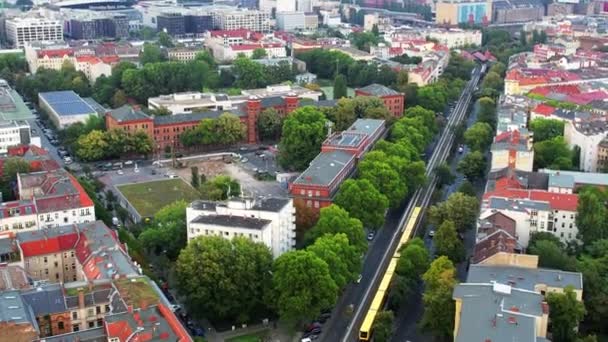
[5,17,63,48]
[0,121,32,154]
[148,92,245,114]
[187,198,296,258]
[424,28,482,48]
[17,170,96,229]
[213,9,271,32]
[490,130,534,172]
[277,12,318,31]
[564,119,608,172]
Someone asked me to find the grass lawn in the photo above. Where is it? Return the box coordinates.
[117,178,199,218]
[225,330,269,342]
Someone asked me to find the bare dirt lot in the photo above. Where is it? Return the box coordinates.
[172,160,288,198]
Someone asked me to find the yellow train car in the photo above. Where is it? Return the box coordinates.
[358,207,422,341]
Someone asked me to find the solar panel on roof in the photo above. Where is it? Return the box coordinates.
[40,91,96,116]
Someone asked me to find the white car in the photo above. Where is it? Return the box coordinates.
[63,157,72,165]
[166,173,178,179]
[355,274,362,284]
[429,230,435,238]
[117,169,124,175]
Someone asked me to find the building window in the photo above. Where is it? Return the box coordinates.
[88,309,94,317]
[58,321,64,330]
[105,305,110,312]
[96,306,101,314]
[88,321,95,328]
[72,312,78,320]
[73,324,79,332]
[97,318,103,327]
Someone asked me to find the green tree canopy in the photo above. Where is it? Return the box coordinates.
[271,250,338,324]
[396,238,430,278]
[257,108,282,141]
[306,233,361,289]
[481,71,503,91]
[477,97,497,128]
[334,179,389,229]
[457,151,487,181]
[529,118,565,143]
[251,48,268,59]
[546,287,586,342]
[138,200,188,260]
[358,157,408,208]
[176,236,273,322]
[528,240,576,271]
[429,192,479,232]
[333,74,347,100]
[421,256,457,339]
[464,122,494,152]
[278,106,327,171]
[534,136,573,170]
[576,188,608,245]
[372,310,394,342]
[305,204,367,254]
[434,220,465,263]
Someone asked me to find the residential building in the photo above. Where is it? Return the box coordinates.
[504,68,608,96]
[65,13,129,40]
[276,12,318,32]
[5,16,63,48]
[0,201,38,232]
[38,91,100,129]
[473,211,522,264]
[187,197,296,258]
[564,119,608,172]
[213,9,271,32]
[363,13,391,33]
[75,56,117,84]
[0,264,29,291]
[0,290,39,340]
[490,129,534,172]
[424,28,483,48]
[63,283,113,332]
[492,0,544,24]
[406,51,450,86]
[355,83,405,117]
[0,80,34,122]
[597,139,608,172]
[327,46,374,61]
[289,119,386,213]
[540,168,608,190]
[453,282,549,342]
[17,169,96,229]
[167,47,206,61]
[22,284,71,337]
[0,120,33,154]
[435,0,492,25]
[481,172,579,246]
[205,29,286,62]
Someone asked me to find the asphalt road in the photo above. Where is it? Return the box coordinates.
[320,65,484,342]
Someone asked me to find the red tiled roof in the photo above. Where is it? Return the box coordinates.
[37,48,74,58]
[210,29,251,39]
[485,188,578,211]
[532,104,556,116]
[106,320,133,342]
[19,231,79,257]
[69,174,94,207]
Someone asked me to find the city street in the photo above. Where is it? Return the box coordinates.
[320,65,484,342]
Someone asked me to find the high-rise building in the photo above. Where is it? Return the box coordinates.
[435,0,492,25]
[5,16,63,48]
[277,0,296,12]
[213,9,271,32]
[157,13,186,36]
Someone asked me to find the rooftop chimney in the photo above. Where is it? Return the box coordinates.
[78,289,85,309]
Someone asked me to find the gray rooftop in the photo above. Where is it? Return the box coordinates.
[153,110,246,126]
[0,85,34,121]
[467,264,583,291]
[540,169,608,187]
[0,290,37,326]
[83,97,107,115]
[293,150,355,187]
[453,283,544,342]
[349,118,385,136]
[108,105,151,123]
[191,214,272,230]
[190,200,218,211]
[250,198,290,212]
[356,83,401,96]
[488,197,550,212]
[21,284,67,316]
[39,91,97,117]
[65,288,112,310]
[548,173,575,189]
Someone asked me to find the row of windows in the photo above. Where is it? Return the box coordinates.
[192,228,259,239]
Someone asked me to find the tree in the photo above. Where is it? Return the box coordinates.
[176,236,273,322]
[76,130,108,161]
[457,180,476,197]
[396,238,430,278]
[111,90,127,108]
[576,188,608,245]
[529,118,565,143]
[481,71,503,91]
[420,256,457,340]
[257,108,282,141]
[131,130,154,156]
[489,62,507,77]
[534,136,573,170]
[395,70,409,92]
[140,43,164,65]
[278,107,327,171]
[232,57,267,89]
[428,192,479,232]
[271,250,338,324]
[546,287,586,342]
[251,48,268,59]
[417,85,447,113]
[464,122,494,152]
[138,200,189,260]
[372,311,394,342]
[2,158,31,184]
[328,97,392,130]
[158,31,174,47]
[358,158,408,208]
[434,220,465,263]
[333,74,347,99]
[305,205,367,254]
[435,162,455,187]
[200,175,240,200]
[334,179,389,229]
[477,97,497,128]
[528,240,576,271]
[457,151,487,181]
[215,113,246,145]
[307,233,361,289]
[191,166,200,188]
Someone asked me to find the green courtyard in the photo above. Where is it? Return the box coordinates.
[117,178,200,218]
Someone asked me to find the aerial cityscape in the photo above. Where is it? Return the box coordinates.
[0,0,607,341]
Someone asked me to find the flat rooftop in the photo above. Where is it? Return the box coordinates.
[0,85,34,121]
[39,91,97,117]
[540,168,608,187]
[467,264,583,291]
[293,150,355,187]
[190,214,272,230]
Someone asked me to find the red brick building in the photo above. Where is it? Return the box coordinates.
[289,119,386,213]
[355,83,405,117]
[106,96,326,150]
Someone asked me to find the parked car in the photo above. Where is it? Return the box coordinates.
[429,230,435,238]
[124,160,134,167]
[355,274,362,284]
[63,157,72,165]
[166,173,177,179]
